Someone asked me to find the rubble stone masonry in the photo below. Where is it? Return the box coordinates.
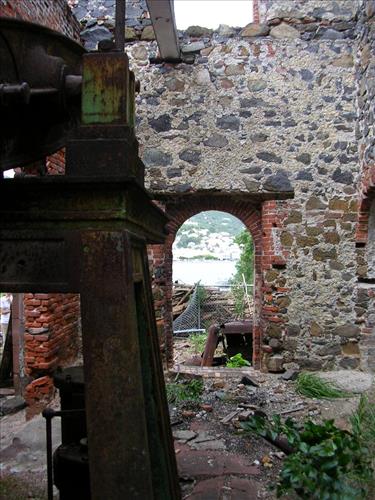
[68,0,375,372]
[1,0,374,375]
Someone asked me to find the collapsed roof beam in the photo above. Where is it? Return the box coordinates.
[146,0,180,61]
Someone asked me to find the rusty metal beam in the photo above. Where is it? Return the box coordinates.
[146,0,180,61]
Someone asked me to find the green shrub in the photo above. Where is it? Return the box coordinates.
[243,409,374,499]
[166,379,203,404]
[226,353,251,368]
[189,333,207,354]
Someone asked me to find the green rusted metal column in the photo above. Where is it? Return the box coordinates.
[67,49,181,499]
[0,26,180,499]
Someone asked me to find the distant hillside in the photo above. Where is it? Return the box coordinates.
[181,211,243,236]
[174,211,247,260]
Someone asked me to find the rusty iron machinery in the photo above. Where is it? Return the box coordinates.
[0,4,181,498]
[0,18,85,171]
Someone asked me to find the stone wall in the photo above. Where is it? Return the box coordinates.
[70,0,154,50]
[69,0,375,371]
[7,0,374,373]
[122,0,364,371]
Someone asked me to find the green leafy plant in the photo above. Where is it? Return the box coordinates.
[189,333,207,354]
[296,372,351,399]
[166,379,203,404]
[226,353,251,368]
[243,412,374,499]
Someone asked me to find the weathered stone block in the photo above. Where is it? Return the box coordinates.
[333,323,360,338]
[296,357,323,370]
[247,79,267,92]
[143,149,172,167]
[264,171,292,192]
[266,324,282,339]
[216,115,240,131]
[296,153,311,165]
[141,25,155,40]
[296,235,319,247]
[225,64,244,76]
[178,149,201,166]
[267,355,284,373]
[287,324,300,337]
[185,25,212,37]
[270,23,300,39]
[339,357,360,369]
[341,342,360,356]
[313,247,337,261]
[311,321,323,337]
[317,343,341,356]
[280,231,293,246]
[285,211,302,224]
[204,133,228,148]
[306,196,327,210]
[240,23,269,37]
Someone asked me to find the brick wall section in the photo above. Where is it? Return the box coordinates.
[148,196,266,368]
[252,0,261,24]
[0,0,81,41]
[24,293,80,374]
[24,376,55,419]
[23,292,80,416]
[47,149,66,175]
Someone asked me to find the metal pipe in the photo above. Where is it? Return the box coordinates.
[115,0,126,52]
[42,408,55,500]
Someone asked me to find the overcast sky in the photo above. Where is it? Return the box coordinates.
[174,0,253,30]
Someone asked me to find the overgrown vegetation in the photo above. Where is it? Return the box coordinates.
[243,395,375,499]
[230,230,254,317]
[166,378,203,404]
[189,333,207,354]
[296,372,351,399]
[226,353,251,368]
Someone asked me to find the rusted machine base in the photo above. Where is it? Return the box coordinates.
[201,321,253,367]
[0,177,181,499]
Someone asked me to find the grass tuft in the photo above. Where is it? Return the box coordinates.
[166,378,203,404]
[296,372,351,399]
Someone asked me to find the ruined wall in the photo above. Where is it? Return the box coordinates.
[70,0,371,371]
[126,0,363,371]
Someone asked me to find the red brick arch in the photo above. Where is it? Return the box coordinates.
[149,195,263,368]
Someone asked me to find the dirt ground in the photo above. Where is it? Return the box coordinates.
[169,337,374,498]
[0,338,373,499]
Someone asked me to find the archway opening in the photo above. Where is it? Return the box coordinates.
[171,210,255,368]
